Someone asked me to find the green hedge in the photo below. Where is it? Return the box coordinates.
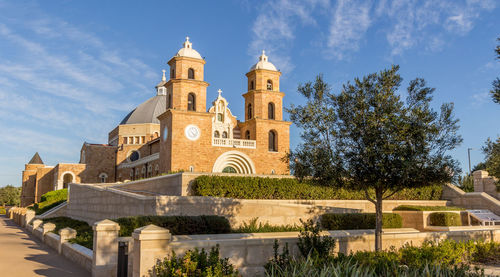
[0,207,5,215]
[32,189,68,215]
[321,213,403,230]
[428,212,462,226]
[113,215,231,237]
[394,205,464,211]
[192,176,443,200]
[42,217,93,249]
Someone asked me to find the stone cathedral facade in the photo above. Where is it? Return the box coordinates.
[20,38,291,207]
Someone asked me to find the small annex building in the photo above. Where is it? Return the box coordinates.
[20,37,291,207]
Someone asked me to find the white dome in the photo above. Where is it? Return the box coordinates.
[250,50,277,71]
[176,37,203,60]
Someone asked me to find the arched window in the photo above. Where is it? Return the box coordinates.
[267,79,273,90]
[247,104,252,119]
[154,132,159,138]
[250,80,254,90]
[99,173,108,183]
[268,102,275,119]
[269,130,277,152]
[188,93,196,111]
[147,165,152,177]
[188,68,195,79]
[214,131,220,138]
[245,130,250,139]
[222,166,237,173]
[167,93,172,108]
[170,68,175,79]
[222,131,228,138]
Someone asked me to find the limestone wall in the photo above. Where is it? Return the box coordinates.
[45,232,60,251]
[67,182,449,225]
[61,243,93,272]
[473,170,499,200]
[442,183,500,215]
[168,228,500,276]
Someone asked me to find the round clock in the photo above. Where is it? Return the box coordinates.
[184,124,201,141]
[162,127,168,142]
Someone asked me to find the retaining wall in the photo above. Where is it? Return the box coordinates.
[442,183,500,215]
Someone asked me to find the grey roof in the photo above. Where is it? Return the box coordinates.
[120,95,166,125]
[28,152,44,164]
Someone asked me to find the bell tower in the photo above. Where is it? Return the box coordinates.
[166,37,209,112]
[243,51,284,121]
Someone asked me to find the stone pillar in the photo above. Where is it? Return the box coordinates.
[59,227,77,254]
[25,210,35,227]
[41,222,55,242]
[92,219,120,277]
[132,225,171,277]
[473,170,488,192]
[32,219,43,230]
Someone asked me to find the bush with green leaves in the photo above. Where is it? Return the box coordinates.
[320,213,402,230]
[232,218,301,233]
[393,205,464,211]
[113,215,231,237]
[428,212,462,226]
[42,216,93,249]
[297,219,336,259]
[192,176,443,200]
[31,189,67,215]
[152,245,239,277]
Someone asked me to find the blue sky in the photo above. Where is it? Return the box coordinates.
[0,0,499,186]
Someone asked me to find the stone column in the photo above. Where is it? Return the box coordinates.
[42,222,55,242]
[92,219,120,277]
[132,225,171,277]
[473,170,488,192]
[25,210,36,227]
[59,227,77,254]
[32,219,43,230]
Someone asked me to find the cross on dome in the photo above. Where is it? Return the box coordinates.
[218,89,222,97]
[250,49,277,71]
[183,36,192,49]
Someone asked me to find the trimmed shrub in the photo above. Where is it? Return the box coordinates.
[394,205,464,211]
[0,207,5,215]
[321,213,403,230]
[152,245,238,277]
[42,216,93,249]
[428,212,462,226]
[192,176,443,200]
[232,218,301,233]
[113,215,231,237]
[32,189,68,215]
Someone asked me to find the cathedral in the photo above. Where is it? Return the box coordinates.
[20,37,291,207]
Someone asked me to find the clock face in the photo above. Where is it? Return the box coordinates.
[184,124,201,141]
[163,127,168,142]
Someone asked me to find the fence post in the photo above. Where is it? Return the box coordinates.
[59,227,77,254]
[132,225,171,277]
[25,210,36,227]
[92,219,120,277]
[41,222,55,242]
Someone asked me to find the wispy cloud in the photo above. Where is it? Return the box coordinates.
[249,0,496,67]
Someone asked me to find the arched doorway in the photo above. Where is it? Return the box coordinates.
[62,173,73,189]
[212,151,255,174]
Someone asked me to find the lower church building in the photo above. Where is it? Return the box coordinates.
[20,37,291,207]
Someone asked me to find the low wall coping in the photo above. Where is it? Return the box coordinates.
[93,219,120,231]
[132,224,171,241]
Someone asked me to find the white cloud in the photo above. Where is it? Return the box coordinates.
[326,0,372,59]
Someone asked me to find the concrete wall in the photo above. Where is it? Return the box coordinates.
[67,182,449,225]
[442,183,500,215]
[165,227,500,276]
[62,243,93,272]
[395,210,466,231]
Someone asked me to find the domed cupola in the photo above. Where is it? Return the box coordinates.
[250,50,277,71]
[175,37,203,60]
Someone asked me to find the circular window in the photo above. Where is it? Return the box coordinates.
[129,151,140,162]
[222,166,237,173]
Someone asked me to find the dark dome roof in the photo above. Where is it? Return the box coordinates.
[120,95,166,125]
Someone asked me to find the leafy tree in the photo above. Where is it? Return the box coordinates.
[472,162,486,172]
[287,65,462,251]
[490,37,500,104]
[482,137,500,179]
[457,175,474,192]
[0,185,21,206]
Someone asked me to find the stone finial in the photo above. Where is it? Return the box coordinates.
[42,222,56,234]
[162,69,166,81]
[218,89,222,97]
[183,36,192,49]
[32,219,43,229]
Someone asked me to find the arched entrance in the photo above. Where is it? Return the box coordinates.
[212,151,255,174]
[62,173,73,189]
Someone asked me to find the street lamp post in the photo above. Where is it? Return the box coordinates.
[467,148,473,176]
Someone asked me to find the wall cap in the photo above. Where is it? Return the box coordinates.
[93,219,120,231]
[132,224,171,241]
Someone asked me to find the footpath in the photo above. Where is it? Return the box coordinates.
[0,215,89,277]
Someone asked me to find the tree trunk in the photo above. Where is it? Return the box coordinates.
[374,189,383,252]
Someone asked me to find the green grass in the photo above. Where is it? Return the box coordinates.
[31,189,68,215]
[393,205,465,211]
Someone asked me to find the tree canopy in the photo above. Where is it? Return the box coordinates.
[490,37,500,104]
[287,65,462,250]
[0,185,21,206]
[482,137,500,179]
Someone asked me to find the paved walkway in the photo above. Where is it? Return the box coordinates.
[0,215,89,277]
